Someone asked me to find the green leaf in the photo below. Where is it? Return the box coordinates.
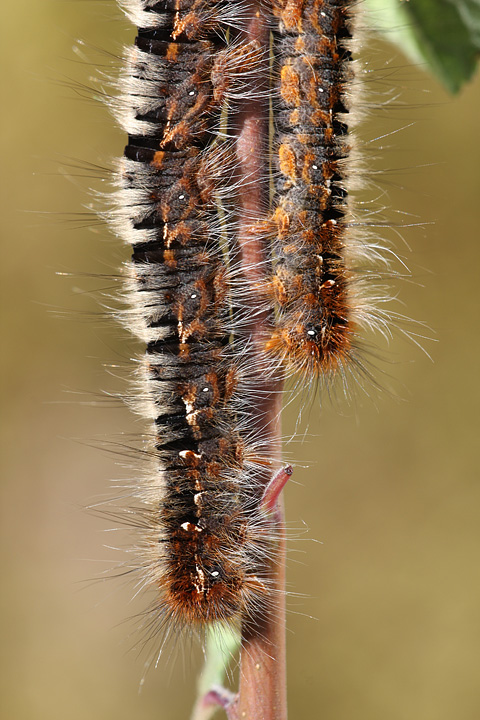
[197,624,240,696]
[190,624,241,720]
[446,0,480,47]
[365,0,480,93]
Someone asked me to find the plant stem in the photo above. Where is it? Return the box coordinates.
[231,500,287,720]
[230,1,288,716]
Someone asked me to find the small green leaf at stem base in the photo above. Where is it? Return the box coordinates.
[190,625,241,720]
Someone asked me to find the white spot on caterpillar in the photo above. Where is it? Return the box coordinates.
[194,565,206,594]
[193,492,205,505]
[181,522,202,533]
[184,399,196,416]
[179,450,202,460]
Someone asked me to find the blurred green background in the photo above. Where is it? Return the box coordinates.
[1,2,479,719]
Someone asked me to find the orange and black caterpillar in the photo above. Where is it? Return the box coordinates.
[266,0,362,378]
[109,0,403,639]
[112,0,278,630]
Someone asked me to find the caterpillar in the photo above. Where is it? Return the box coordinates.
[110,0,281,632]
[265,0,384,382]
[106,0,405,648]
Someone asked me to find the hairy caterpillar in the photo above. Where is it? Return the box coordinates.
[265,0,390,383]
[110,0,282,631]
[106,0,408,650]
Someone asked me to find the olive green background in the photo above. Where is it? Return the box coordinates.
[1,2,479,719]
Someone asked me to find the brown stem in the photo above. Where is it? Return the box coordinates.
[230,500,287,720]
[193,5,287,716]
[230,3,288,718]
[233,2,281,447]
